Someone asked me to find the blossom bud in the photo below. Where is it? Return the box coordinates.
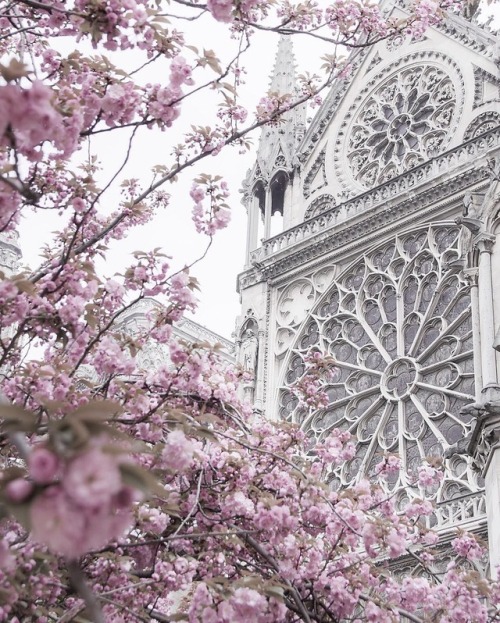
[28,447,60,484]
[5,478,34,503]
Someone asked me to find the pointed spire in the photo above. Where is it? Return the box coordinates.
[253,36,306,181]
[269,35,298,97]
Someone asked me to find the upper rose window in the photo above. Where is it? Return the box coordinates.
[346,64,457,187]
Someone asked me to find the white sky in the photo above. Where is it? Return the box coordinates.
[19,14,329,340]
[18,4,499,340]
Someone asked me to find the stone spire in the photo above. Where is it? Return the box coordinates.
[269,35,299,98]
[241,36,306,264]
[255,35,306,178]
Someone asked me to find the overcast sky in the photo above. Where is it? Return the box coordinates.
[19,15,330,340]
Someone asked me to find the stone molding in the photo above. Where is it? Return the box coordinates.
[236,128,500,291]
[333,51,465,194]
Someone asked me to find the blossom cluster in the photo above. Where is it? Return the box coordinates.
[3,439,139,558]
[190,176,231,236]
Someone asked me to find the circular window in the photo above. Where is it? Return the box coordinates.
[279,224,477,499]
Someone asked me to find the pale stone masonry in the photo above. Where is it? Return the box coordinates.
[236,3,500,576]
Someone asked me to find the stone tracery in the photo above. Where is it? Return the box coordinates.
[347,64,458,187]
[279,223,479,502]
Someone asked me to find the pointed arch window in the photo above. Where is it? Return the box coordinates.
[269,171,289,237]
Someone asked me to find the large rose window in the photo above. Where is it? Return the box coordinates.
[347,63,458,188]
[279,224,479,502]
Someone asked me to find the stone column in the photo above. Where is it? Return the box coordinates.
[245,194,259,267]
[264,185,272,240]
[469,406,500,579]
[464,269,482,397]
[475,234,499,399]
[254,327,266,412]
[485,444,500,579]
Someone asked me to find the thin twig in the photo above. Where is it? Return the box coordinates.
[170,469,203,538]
[68,561,105,623]
[244,533,312,623]
[359,593,424,623]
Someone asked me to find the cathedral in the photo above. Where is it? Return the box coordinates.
[236,4,500,575]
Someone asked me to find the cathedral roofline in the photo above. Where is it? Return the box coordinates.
[297,3,499,166]
[237,126,500,291]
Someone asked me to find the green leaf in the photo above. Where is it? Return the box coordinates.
[264,584,286,601]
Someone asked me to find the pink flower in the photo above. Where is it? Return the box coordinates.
[30,485,134,558]
[170,56,193,87]
[417,464,443,488]
[206,0,233,22]
[452,533,485,561]
[162,430,195,472]
[28,447,60,484]
[63,448,122,507]
[190,184,205,203]
[374,454,401,478]
[30,486,87,557]
[5,478,34,503]
[386,528,406,558]
[226,587,268,620]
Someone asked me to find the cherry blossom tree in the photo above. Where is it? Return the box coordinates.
[0,0,499,621]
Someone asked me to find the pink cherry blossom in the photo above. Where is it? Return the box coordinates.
[206,0,233,22]
[5,478,34,503]
[30,486,88,557]
[0,0,496,620]
[63,448,122,507]
[28,447,60,484]
[162,429,196,472]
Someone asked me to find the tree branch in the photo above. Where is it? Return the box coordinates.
[68,561,105,623]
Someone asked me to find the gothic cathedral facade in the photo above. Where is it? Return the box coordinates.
[236,7,500,574]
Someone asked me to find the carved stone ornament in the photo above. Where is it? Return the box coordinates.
[472,65,500,109]
[279,223,480,503]
[240,327,258,374]
[346,62,460,188]
[464,111,500,141]
[304,194,336,220]
[0,231,22,276]
[465,401,500,474]
[303,148,327,199]
[275,265,336,357]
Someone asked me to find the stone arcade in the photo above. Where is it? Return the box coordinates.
[236,5,500,575]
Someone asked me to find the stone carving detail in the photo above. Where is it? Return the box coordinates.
[279,223,480,500]
[391,535,488,578]
[0,232,22,276]
[277,279,316,327]
[274,152,287,169]
[304,194,336,220]
[275,265,336,357]
[473,65,500,109]
[365,51,383,74]
[238,315,260,403]
[240,130,497,289]
[464,111,500,141]
[303,148,327,199]
[347,63,458,187]
[240,326,258,373]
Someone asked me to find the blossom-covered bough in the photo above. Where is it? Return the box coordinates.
[0,0,499,620]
